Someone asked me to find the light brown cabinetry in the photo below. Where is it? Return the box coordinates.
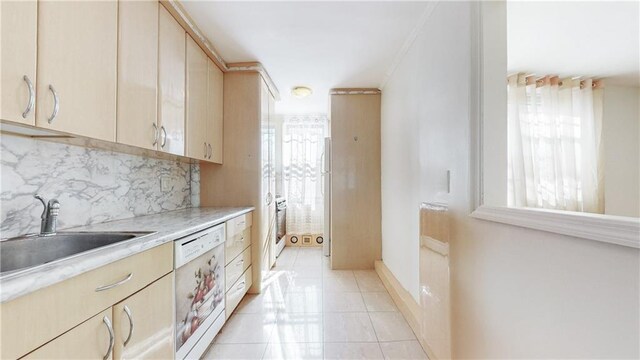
[186,35,209,161]
[200,72,275,293]
[186,35,224,163]
[158,4,186,156]
[1,243,172,359]
[207,59,224,164]
[113,273,174,360]
[116,0,159,150]
[36,1,117,141]
[329,93,382,269]
[23,309,114,360]
[0,0,37,125]
[224,213,253,315]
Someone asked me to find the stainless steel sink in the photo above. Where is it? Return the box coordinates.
[0,232,153,274]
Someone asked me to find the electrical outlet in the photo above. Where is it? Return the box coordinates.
[160,175,172,192]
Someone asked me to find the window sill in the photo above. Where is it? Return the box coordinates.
[471,205,640,249]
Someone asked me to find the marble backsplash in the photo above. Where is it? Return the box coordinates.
[1,134,199,239]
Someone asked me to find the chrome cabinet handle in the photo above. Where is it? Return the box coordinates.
[22,75,35,118]
[208,143,212,159]
[47,85,59,124]
[152,123,158,146]
[203,142,207,159]
[160,126,167,148]
[236,281,246,291]
[266,192,273,205]
[95,273,133,292]
[235,259,244,267]
[123,305,134,347]
[102,316,114,360]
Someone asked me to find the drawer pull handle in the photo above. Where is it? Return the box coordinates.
[95,273,133,292]
[152,123,158,146]
[123,305,134,347]
[235,260,244,267]
[160,126,167,148]
[102,316,114,360]
[47,84,59,124]
[236,281,246,291]
[235,236,245,243]
[22,75,35,118]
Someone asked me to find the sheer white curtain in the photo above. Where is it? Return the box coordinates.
[282,114,328,234]
[508,74,604,213]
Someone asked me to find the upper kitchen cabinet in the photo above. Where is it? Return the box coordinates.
[0,1,37,125]
[158,5,186,156]
[117,0,158,150]
[207,58,224,164]
[186,35,209,161]
[36,1,117,141]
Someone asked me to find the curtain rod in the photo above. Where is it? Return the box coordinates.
[507,74,604,89]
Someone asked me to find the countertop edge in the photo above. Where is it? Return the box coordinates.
[0,207,254,303]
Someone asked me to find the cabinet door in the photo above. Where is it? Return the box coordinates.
[158,5,185,156]
[259,80,271,272]
[113,273,174,360]
[267,91,277,268]
[116,0,158,150]
[207,59,224,164]
[0,0,37,125]
[36,1,117,141]
[185,35,208,161]
[24,309,114,360]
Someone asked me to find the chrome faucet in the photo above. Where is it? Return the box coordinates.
[34,194,60,236]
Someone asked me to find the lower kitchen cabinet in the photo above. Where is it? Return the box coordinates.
[23,309,114,360]
[22,273,174,360]
[1,242,173,359]
[113,273,174,360]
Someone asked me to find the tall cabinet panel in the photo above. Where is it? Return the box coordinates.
[267,88,277,269]
[185,36,208,161]
[330,93,382,269]
[158,5,185,156]
[200,72,276,293]
[0,0,37,125]
[117,0,158,150]
[36,1,117,141]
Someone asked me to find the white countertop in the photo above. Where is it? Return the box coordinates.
[0,206,254,303]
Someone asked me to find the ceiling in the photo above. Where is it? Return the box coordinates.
[507,1,640,86]
[181,1,429,114]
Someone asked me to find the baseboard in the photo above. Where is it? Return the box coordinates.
[375,260,437,360]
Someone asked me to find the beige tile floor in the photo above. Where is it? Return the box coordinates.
[203,247,428,360]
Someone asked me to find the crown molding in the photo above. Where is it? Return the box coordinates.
[226,62,281,100]
[330,88,381,95]
[160,1,280,100]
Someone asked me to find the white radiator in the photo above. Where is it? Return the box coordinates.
[419,202,451,359]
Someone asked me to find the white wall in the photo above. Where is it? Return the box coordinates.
[380,2,639,357]
[603,85,640,217]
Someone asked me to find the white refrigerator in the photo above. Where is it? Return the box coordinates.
[322,137,331,256]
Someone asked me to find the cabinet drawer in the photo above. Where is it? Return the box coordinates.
[225,227,251,265]
[226,212,252,239]
[1,242,172,360]
[225,246,251,291]
[225,266,252,318]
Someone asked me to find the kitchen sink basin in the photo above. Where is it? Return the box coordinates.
[0,232,153,274]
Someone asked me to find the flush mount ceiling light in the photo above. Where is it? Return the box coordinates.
[291,86,313,98]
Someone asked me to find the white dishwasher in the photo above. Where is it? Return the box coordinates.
[174,223,226,360]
